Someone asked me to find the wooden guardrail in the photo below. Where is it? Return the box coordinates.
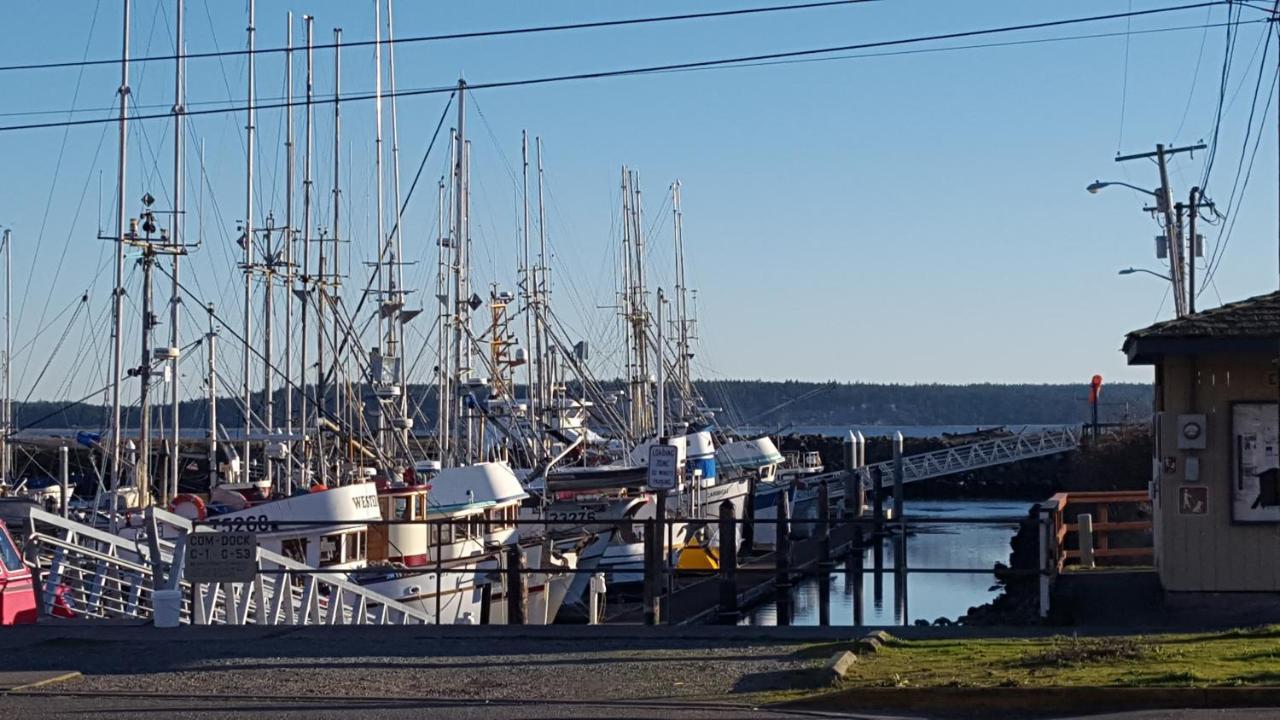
[1038,490,1152,617]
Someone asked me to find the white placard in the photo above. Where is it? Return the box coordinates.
[184,531,258,583]
[647,444,679,491]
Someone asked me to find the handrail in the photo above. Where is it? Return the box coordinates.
[859,427,1080,487]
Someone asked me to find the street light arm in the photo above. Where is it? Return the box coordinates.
[1088,180,1158,198]
[1118,267,1173,282]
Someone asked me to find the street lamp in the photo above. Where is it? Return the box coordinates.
[1087,180,1159,197]
[1118,267,1173,282]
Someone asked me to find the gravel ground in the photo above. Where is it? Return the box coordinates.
[0,628,822,702]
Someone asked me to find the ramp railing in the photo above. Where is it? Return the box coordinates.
[23,506,431,625]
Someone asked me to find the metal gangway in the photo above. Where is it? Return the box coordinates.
[23,506,431,625]
[859,426,1081,486]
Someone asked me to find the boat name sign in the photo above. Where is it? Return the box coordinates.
[185,531,259,583]
[648,445,679,491]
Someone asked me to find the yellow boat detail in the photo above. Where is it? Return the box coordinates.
[677,536,720,571]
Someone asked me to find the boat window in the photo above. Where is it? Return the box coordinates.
[0,531,23,571]
[346,530,367,563]
[318,534,340,566]
[394,497,410,521]
[281,538,307,564]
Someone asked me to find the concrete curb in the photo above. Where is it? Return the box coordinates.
[779,686,1280,715]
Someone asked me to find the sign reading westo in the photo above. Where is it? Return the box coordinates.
[184,531,259,583]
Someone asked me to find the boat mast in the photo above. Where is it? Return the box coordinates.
[385,0,409,454]
[534,137,549,430]
[241,0,256,482]
[108,0,131,530]
[137,213,156,507]
[167,0,185,505]
[436,147,452,465]
[619,169,635,439]
[2,229,10,487]
[282,11,295,494]
[520,132,535,455]
[205,305,218,490]
[672,181,692,421]
[330,26,342,483]
[372,0,387,454]
[451,81,469,465]
[300,15,314,484]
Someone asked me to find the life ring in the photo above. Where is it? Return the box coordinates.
[169,493,207,521]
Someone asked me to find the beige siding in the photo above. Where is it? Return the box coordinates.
[1154,352,1280,591]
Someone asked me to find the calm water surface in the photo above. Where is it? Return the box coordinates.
[743,499,1032,626]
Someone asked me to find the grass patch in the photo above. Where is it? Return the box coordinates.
[829,626,1280,689]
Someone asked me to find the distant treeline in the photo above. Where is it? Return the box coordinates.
[12,380,1152,431]
[695,380,1153,428]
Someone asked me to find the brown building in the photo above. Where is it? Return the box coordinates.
[1125,290,1280,591]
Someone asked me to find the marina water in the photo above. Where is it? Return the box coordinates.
[744,499,1031,626]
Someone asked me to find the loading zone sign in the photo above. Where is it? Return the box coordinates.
[184,531,259,583]
[648,444,679,491]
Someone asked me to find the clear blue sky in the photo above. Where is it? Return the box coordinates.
[0,0,1275,408]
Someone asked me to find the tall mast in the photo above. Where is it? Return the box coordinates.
[137,225,156,507]
[167,0,185,505]
[520,132,535,451]
[299,15,314,483]
[108,0,131,529]
[535,137,549,420]
[619,169,635,438]
[282,11,295,493]
[436,166,450,465]
[241,0,256,479]
[386,0,409,453]
[2,229,11,487]
[672,181,691,420]
[372,0,387,452]
[331,27,343,482]
[451,81,468,465]
[205,304,218,491]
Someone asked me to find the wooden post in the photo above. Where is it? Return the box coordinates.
[1096,504,1110,551]
[817,480,831,627]
[506,543,527,625]
[873,469,884,536]
[775,490,792,626]
[479,581,492,625]
[742,471,756,554]
[892,431,905,527]
[842,431,857,520]
[717,500,738,623]
[1038,504,1052,618]
[643,517,660,625]
[1078,512,1095,569]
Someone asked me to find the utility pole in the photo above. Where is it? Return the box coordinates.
[1188,187,1200,315]
[1115,143,1205,318]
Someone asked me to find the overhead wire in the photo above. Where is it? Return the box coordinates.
[0,1,1242,134]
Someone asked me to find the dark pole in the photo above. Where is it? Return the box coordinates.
[717,500,738,623]
[774,490,792,626]
[1188,187,1199,315]
[506,543,527,625]
[817,480,831,627]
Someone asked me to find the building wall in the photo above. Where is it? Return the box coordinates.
[1153,352,1280,592]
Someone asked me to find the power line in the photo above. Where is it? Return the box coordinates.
[0,1,883,74]
[0,1,1240,134]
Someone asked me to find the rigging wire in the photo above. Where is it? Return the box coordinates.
[0,1,885,74]
[0,2,1242,134]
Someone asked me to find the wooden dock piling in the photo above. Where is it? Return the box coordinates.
[506,544,527,625]
[717,501,738,623]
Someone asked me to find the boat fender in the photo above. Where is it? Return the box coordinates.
[169,493,207,521]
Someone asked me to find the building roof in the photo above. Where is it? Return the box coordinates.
[1124,290,1280,364]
